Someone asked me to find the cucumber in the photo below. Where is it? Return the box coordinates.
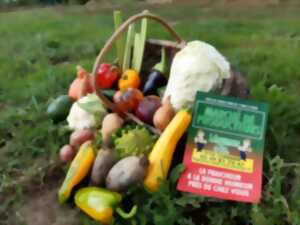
[47,95,73,123]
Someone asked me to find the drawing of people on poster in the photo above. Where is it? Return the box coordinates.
[194,129,207,151]
[238,139,252,160]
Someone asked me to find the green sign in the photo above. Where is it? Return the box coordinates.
[178,91,269,203]
[190,92,269,152]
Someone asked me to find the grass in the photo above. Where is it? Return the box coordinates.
[0,1,300,225]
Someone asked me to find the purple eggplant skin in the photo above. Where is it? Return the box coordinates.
[143,70,167,96]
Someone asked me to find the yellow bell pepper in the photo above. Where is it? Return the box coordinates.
[118,69,140,91]
[144,109,191,192]
[58,141,95,203]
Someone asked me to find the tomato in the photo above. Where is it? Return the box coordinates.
[115,88,144,112]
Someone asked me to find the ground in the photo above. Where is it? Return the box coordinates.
[0,1,300,225]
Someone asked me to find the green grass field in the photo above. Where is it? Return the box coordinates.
[0,2,300,225]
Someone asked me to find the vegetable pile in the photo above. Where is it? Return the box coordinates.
[48,11,236,224]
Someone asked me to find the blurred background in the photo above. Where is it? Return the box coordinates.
[1,1,300,225]
[0,0,294,9]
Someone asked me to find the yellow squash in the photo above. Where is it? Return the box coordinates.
[144,109,191,192]
[58,141,95,203]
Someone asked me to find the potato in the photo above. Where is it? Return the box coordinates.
[59,145,76,163]
[90,148,116,186]
[106,155,149,192]
[70,129,94,147]
[101,113,124,145]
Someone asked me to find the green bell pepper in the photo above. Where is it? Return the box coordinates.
[75,187,137,224]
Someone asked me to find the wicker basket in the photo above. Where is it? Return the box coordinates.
[91,10,249,134]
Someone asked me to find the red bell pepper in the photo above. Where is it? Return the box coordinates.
[96,64,120,89]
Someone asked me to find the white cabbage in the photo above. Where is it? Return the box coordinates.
[163,41,231,111]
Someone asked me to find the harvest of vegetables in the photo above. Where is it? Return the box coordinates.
[49,10,250,224]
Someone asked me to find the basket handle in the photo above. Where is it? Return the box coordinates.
[91,11,183,134]
[91,10,185,77]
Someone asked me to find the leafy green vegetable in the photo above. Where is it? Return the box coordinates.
[112,125,157,158]
[114,11,125,68]
[101,89,116,100]
[132,17,148,73]
[122,24,135,71]
[77,94,105,115]
[112,164,204,225]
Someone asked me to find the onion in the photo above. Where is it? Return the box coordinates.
[59,145,76,163]
[153,96,175,131]
[70,129,94,147]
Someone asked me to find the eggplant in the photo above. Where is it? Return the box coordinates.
[143,48,168,95]
[143,70,167,95]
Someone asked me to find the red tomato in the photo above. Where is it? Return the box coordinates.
[115,88,144,113]
[96,63,120,89]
